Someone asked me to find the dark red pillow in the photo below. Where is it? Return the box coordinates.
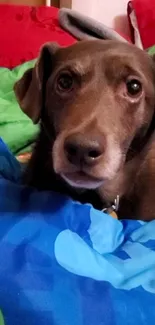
[0,4,75,68]
[132,0,155,49]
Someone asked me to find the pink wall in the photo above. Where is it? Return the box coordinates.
[72,0,130,37]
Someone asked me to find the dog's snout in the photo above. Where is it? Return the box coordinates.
[64,135,104,166]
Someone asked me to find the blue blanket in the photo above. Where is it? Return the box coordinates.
[0,138,155,325]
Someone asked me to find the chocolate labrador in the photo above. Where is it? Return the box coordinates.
[14,40,155,220]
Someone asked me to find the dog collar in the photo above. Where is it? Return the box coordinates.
[102,195,119,219]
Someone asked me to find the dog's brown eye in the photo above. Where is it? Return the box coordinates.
[126,79,142,96]
[57,73,73,92]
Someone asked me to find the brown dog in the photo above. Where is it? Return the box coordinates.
[14,40,155,220]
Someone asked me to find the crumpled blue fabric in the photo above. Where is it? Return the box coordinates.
[0,138,21,182]
[0,137,155,325]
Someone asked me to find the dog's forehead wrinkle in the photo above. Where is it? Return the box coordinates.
[57,41,153,82]
[56,59,91,76]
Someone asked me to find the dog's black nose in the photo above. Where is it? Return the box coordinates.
[64,134,104,166]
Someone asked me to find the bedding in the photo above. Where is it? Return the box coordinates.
[148,45,155,55]
[128,0,155,49]
[0,59,38,155]
[0,137,155,325]
[0,5,75,69]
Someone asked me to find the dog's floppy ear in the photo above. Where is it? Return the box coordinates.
[14,42,60,124]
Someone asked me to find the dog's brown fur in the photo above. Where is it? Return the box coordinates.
[14,40,155,220]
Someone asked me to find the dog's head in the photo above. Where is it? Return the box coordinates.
[14,40,155,190]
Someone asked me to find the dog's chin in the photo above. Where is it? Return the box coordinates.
[61,172,104,190]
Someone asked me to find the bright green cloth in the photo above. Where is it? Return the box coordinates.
[0,310,4,325]
[0,60,39,154]
[148,45,155,55]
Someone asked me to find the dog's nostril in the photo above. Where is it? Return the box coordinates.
[88,149,101,159]
[65,143,77,156]
[64,142,78,164]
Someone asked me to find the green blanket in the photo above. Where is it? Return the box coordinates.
[148,45,155,55]
[0,60,38,155]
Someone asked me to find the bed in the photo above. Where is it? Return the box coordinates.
[0,2,155,325]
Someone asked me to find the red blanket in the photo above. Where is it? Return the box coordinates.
[132,0,155,49]
[0,5,75,68]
